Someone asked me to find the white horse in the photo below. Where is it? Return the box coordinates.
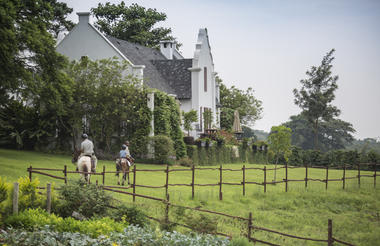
[72,148,96,183]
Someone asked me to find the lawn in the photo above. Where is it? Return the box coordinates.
[0,148,379,245]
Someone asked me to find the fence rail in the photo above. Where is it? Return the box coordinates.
[28,162,380,202]
[20,165,364,246]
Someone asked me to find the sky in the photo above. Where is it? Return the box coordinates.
[60,0,380,140]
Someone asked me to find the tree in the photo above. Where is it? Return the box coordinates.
[182,110,198,136]
[219,77,263,129]
[293,49,340,150]
[284,113,355,152]
[267,125,292,181]
[91,1,180,49]
[0,0,75,149]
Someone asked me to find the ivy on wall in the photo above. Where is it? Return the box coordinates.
[153,91,186,159]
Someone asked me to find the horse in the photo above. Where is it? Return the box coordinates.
[116,157,134,185]
[72,148,97,183]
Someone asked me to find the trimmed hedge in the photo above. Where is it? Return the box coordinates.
[186,144,380,167]
[186,144,268,166]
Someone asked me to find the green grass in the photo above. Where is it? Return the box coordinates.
[1,148,379,245]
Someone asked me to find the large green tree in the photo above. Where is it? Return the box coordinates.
[0,0,74,149]
[284,113,355,152]
[91,1,179,48]
[219,77,263,130]
[293,49,340,150]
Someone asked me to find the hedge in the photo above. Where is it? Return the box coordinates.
[186,144,380,167]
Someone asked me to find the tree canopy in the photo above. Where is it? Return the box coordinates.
[293,49,342,149]
[219,76,263,130]
[267,125,292,180]
[91,1,180,49]
[284,113,355,152]
[0,0,74,148]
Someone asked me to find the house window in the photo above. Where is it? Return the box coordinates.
[204,67,207,92]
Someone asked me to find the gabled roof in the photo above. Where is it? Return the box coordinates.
[107,36,192,99]
[107,36,176,95]
[151,59,192,99]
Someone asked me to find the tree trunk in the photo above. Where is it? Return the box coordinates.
[273,153,279,181]
[314,119,319,150]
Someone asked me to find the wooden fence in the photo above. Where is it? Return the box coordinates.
[12,181,356,245]
[28,162,379,201]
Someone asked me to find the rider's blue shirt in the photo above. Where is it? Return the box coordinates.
[120,150,127,158]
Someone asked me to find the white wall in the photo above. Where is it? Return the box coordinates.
[189,28,218,137]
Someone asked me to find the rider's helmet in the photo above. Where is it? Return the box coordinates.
[121,144,127,150]
[81,133,88,139]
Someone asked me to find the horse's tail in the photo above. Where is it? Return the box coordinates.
[83,164,89,181]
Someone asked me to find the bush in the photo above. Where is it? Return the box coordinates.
[177,156,194,167]
[151,135,175,164]
[110,205,148,228]
[0,176,10,203]
[55,180,112,218]
[0,225,230,246]
[4,208,127,237]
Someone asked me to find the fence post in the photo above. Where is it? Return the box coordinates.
[343,163,346,190]
[133,164,136,202]
[328,219,333,246]
[28,165,32,181]
[46,183,51,214]
[242,165,246,196]
[247,212,252,242]
[374,163,377,188]
[165,194,170,226]
[285,163,288,192]
[64,165,67,184]
[102,165,105,185]
[191,165,195,199]
[219,165,223,200]
[326,166,329,190]
[264,166,267,193]
[165,164,169,198]
[13,182,19,215]
[305,163,308,189]
[358,163,361,188]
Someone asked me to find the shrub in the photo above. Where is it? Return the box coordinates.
[110,205,148,228]
[0,225,230,246]
[0,176,10,203]
[4,208,127,237]
[151,135,175,164]
[55,180,112,218]
[177,156,193,167]
[184,213,218,234]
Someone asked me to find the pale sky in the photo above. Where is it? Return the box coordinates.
[61,0,380,140]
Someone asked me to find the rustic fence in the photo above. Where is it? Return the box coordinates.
[11,181,355,245]
[28,162,379,201]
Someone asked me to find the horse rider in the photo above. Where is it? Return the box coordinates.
[124,141,134,164]
[80,133,97,172]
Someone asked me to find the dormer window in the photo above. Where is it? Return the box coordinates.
[204,67,207,92]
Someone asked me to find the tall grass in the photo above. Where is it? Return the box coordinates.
[1,148,379,245]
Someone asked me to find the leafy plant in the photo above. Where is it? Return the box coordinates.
[110,205,148,228]
[182,109,198,136]
[4,208,126,238]
[55,180,112,218]
[150,135,175,164]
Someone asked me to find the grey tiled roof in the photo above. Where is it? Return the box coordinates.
[151,59,192,99]
[106,36,192,99]
[107,36,176,95]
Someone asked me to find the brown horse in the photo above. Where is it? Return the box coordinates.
[116,157,134,185]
